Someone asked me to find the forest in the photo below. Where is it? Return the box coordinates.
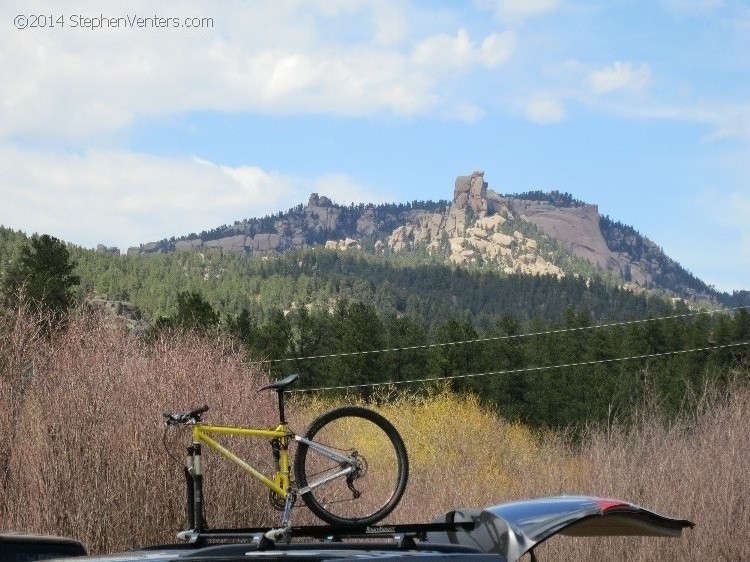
[2,227,748,429]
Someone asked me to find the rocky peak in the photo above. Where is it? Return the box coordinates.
[307,193,333,208]
[453,170,489,218]
[96,244,120,256]
[121,171,716,303]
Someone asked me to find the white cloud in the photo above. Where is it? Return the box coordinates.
[479,32,517,68]
[0,145,390,251]
[588,61,652,95]
[411,29,515,72]
[0,1,514,142]
[524,95,566,123]
[477,0,560,22]
[412,28,474,69]
[705,106,750,140]
[443,102,485,123]
[623,99,750,141]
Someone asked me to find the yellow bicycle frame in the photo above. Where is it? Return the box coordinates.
[175,375,363,537]
[192,422,292,499]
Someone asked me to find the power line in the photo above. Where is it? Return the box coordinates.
[256,306,746,365]
[290,340,750,393]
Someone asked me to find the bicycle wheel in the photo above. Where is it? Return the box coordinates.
[294,406,408,526]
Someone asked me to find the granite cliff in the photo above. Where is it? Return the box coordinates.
[123,171,714,302]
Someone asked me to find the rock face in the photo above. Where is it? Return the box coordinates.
[454,171,489,218]
[252,233,281,253]
[128,241,164,255]
[507,200,611,268]
[306,193,339,233]
[96,244,120,256]
[325,238,360,251]
[204,235,250,252]
[499,198,668,289]
[121,170,712,300]
[356,208,377,235]
[384,171,563,277]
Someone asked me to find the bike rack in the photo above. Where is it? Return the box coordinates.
[177,521,477,548]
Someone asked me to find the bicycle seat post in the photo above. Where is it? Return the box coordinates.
[276,388,287,424]
[257,374,299,424]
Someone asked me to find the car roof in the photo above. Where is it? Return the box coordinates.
[0,532,87,562]
[55,542,495,562]
[53,495,693,562]
[0,532,85,544]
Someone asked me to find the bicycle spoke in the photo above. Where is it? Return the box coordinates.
[295,407,408,526]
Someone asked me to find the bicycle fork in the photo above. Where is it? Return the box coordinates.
[184,442,208,532]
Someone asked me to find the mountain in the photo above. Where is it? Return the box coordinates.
[121,171,730,306]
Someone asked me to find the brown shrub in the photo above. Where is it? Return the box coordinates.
[1,307,747,560]
[292,384,749,561]
[537,382,750,561]
[0,308,278,552]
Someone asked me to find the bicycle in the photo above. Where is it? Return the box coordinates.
[163,373,409,540]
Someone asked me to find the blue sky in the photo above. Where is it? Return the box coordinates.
[1,0,749,292]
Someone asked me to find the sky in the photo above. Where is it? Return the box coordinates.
[1,1,749,293]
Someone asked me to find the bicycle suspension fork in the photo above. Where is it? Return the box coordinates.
[185,440,208,532]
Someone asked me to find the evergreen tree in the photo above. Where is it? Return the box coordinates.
[1,234,80,325]
[174,291,220,332]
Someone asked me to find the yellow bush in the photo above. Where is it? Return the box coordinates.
[291,387,587,518]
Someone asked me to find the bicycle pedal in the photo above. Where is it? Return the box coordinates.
[263,527,291,543]
[177,530,200,543]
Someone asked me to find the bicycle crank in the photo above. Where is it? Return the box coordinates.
[269,490,287,511]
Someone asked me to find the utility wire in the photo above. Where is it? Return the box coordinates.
[255,306,747,365]
[290,340,750,393]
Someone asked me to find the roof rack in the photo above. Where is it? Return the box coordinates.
[177,521,477,548]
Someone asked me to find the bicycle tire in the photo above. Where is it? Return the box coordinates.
[294,406,408,526]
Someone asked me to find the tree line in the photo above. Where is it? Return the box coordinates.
[1,229,748,429]
[158,288,749,429]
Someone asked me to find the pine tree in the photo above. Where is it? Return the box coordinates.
[2,234,80,326]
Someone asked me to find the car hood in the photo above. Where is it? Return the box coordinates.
[426,495,694,562]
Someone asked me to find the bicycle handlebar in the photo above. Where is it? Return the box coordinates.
[163,404,209,426]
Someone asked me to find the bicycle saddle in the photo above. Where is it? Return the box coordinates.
[258,373,299,393]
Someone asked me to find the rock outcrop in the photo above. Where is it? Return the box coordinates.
[385,171,562,277]
[120,170,713,301]
[305,193,339,233]
[454,171,489,218]
[96,244,120,256]
[505,200,610,268]
[128,241,164,255]
[325,238,360,251]
[498,198,667,288]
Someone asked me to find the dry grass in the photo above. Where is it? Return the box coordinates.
[1,307,748,559]
[293,384,750,560]
[0,308,282,552]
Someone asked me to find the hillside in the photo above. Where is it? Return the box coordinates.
[2,185,749,430]
[121,171,728,305]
